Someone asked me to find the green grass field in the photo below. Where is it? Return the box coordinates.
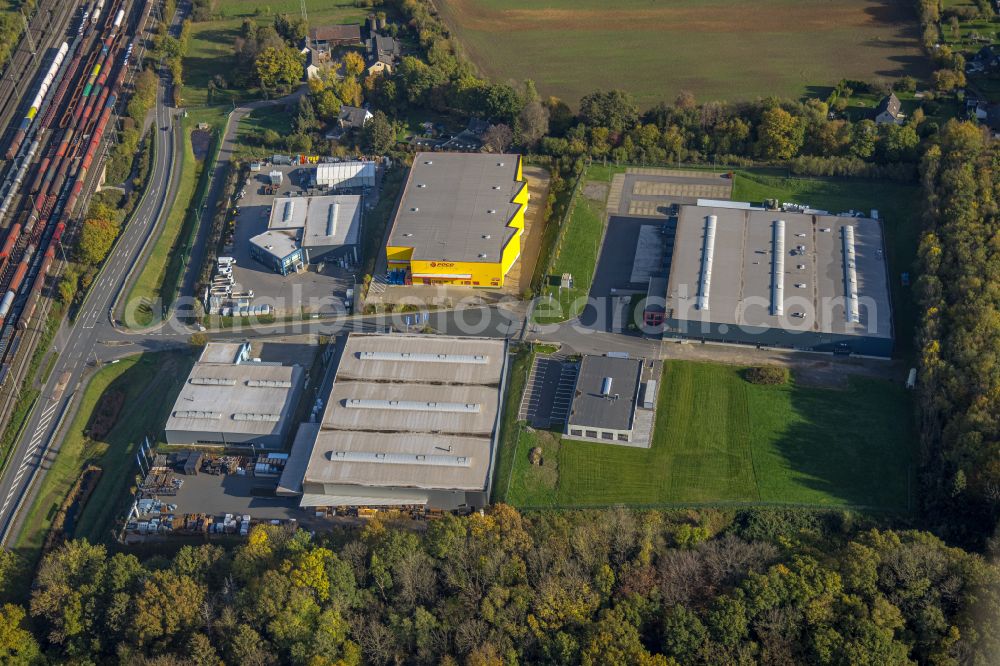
[15,351,196,555]
[184,0,369,106]
[436,0,928,107]
[532,187,605,324]
[504,360,914,511]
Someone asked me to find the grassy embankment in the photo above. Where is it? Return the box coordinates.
[124,109,221,327]
[15,350,195,558]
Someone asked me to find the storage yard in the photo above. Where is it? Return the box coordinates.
[210,160,378,317]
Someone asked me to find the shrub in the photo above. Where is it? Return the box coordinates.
[744,365,789,385]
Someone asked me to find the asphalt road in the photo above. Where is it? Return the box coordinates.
[173,88,307,322]
[0,15,184,545]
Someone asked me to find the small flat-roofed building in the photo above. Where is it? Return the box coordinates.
[249,229,304,276]
[643,275,668,328]
[314,161,375,189]
[564,355,661,447]
[278,334,509,510]
[250,195,361,273]
[386,152,529,288]
[165,343,305,448]
[662,205,893,356]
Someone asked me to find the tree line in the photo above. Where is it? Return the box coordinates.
[0,505,997,664]
[915,120,1000,548]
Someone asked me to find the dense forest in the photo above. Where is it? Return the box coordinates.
[0,506,995,664]
[916,121,1000,547]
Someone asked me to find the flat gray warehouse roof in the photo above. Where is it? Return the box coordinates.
[304,432,490,492]
[334,334,505,386]
[268,195,361,248]
[324,381,499,436]
[568,355,642,430]
[295,333,508,497]
[666,205,892,339]
[387,152,525,263]
[165,357,303,437]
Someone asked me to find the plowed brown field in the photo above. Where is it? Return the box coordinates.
[434,0,927,107]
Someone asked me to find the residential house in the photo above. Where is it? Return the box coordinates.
[365,32,401,75]
[439,118,490,151]
[971,45,1000,71]
[302,47,322,81]
[873,93,902,125]
[966,94,988,121]
[309,25,362,58]
[338,106,373,131]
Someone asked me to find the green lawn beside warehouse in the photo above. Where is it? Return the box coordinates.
[503,360,914,512]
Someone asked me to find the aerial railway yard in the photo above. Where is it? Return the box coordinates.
[0,0,153,445]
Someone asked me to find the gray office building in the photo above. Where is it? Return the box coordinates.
[565,354,661,447]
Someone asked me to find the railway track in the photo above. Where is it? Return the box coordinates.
[0,0,154,436]
[0,0,82,158]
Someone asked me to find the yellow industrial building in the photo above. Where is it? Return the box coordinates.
[386,152,528,287]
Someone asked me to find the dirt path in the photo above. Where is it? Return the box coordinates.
[505,166,552,296]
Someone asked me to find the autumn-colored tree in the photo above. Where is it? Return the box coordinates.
[255,46,303,89]
[77,216,119,266]
[0,604,41,665]
[342,51,365,78]
[755,106,804,160]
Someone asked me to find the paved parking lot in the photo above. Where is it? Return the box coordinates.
[227,165,364,316]
[617,169,733,216]
[583,216,674,332]
[519,355,579,428]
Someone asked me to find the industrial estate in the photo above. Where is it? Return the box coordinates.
[0,0,995,662]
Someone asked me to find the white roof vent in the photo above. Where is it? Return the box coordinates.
[478,253,488,258]
[410,207,419,212]
[482,234,491,239]
[497,161,505,166]
[424,160,433,164]
[493,185,501,190]
[403,232,413,237]
[488,209,496,214]
[417,183,427,188]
